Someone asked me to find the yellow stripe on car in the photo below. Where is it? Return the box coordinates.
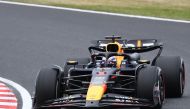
[137,40,142,47]
[86,85,106,101]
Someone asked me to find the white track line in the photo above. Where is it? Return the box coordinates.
[0,83,6,86]
[0,77,32,109]
[0,87,9,90]
[0,97,17,100]
[0,0,190,24]
[0,92,14,95]
[0,102,17,106]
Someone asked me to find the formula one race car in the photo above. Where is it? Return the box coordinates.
[33,36,185,109]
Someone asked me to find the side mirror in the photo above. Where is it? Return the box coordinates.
[67,60,78,65]
[138,60,150,64]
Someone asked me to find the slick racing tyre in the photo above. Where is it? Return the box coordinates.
[137,66,165,109]
[155,56,185,97]
[33,68,59,108]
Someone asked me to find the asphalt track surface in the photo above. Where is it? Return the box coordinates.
[0,2,190,109]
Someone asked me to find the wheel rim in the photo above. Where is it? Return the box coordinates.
[160,76,165,102]
[153,75,164,105]
[180,71,184,94]
[180,63,185,95]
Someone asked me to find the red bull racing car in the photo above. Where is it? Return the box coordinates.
[33,36,185,109]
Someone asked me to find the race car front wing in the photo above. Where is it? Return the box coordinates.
[37,93,155,108]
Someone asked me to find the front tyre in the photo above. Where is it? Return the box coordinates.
[137,66,165,109]
[33,68,59,108]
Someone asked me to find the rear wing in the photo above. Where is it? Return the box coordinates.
[91,39,127,46]
[89,39,163,65]
[123,39,163,53]
[91,39,163,53]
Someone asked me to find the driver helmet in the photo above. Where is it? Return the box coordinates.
[107,56,117,66]
[108,56,116,62]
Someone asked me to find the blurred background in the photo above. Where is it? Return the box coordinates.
[9,0,190,20]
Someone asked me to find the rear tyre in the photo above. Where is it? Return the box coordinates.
[33,68,59,108]
[155,56,185,97]
[137,66,164,109]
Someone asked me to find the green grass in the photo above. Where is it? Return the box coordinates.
[12,0,190,20]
